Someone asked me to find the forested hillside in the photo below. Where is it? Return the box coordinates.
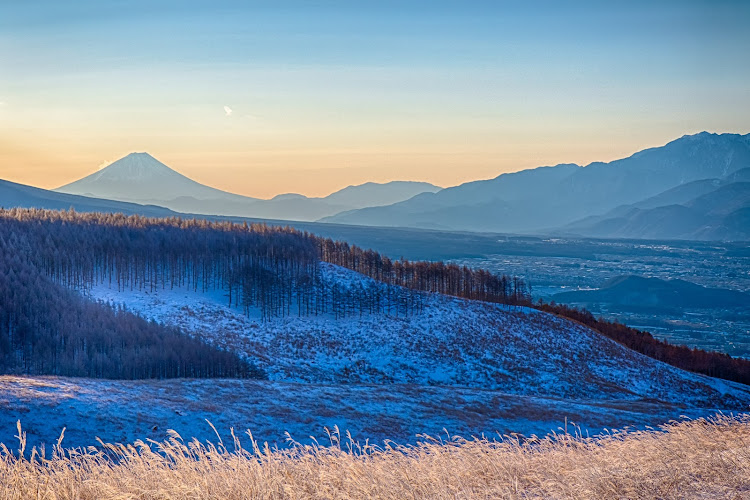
[0,262,252,378]
[0,208,530,321]
[0,237,253,379]
[0,208,530,380]
[2,208,749,387]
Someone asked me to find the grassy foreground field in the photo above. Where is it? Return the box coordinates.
[1,414,748,499]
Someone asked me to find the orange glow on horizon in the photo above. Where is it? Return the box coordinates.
[0,131,706,199]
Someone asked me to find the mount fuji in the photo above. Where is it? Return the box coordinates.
[56,152,257,204]
[55,153,441,222]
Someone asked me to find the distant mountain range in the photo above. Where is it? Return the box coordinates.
[560,169,750,240]
[55,153,441,222]
[322,132,750,240]
[1,131,749,241]
[0,178,176,217]
[553,275,750,310]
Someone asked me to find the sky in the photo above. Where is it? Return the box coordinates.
[1,0,749,199]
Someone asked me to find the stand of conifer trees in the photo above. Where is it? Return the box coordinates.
[4,208,746,387]
[1,209,427,322]
[318,239,531,305]
[0,224,258,379]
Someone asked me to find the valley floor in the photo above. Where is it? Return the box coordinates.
[453,239,750,357]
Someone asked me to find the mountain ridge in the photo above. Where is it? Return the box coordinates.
[561,165,750,240]
[321,132,750,237]
[10,131,750,240]
[0,177,177,217]
[55,153,441,222]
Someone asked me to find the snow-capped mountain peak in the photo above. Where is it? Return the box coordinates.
[90,153,178,181]
[56,152,253,203]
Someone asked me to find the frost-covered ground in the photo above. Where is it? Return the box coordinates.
[0,376,738,451]
[86,263,750,407]
[2,263,749,449]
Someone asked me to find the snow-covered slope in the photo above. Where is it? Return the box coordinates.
[84,263,748,408]
[4,263,748,450]
[0,375,731,451]
[56,152,254,203]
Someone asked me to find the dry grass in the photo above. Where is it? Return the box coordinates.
[1,414,749,499]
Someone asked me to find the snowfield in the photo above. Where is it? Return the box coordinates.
[2,263,749,449]
[0,375,737,451]
[86,263,750,406]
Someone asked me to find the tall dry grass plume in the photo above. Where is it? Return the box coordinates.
[1,414,748,499]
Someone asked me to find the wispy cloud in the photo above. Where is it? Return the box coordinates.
[224,106,232,116]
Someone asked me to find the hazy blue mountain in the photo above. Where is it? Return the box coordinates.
[55,153,441,222]
[562,171,750,240]
[565,205,710,241]
[0,178,176,217]
[148,195,354,222]
[723,167,750,183]
[321,132,750,234]
[321,164,581,231]
[324,181,442,208]
[690,182,750,215]
[553,275,750,310]
[631,179,724,211]
[561,179,723,230]
[721,207,750,239]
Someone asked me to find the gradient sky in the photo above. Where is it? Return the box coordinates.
[1,1,749,198]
